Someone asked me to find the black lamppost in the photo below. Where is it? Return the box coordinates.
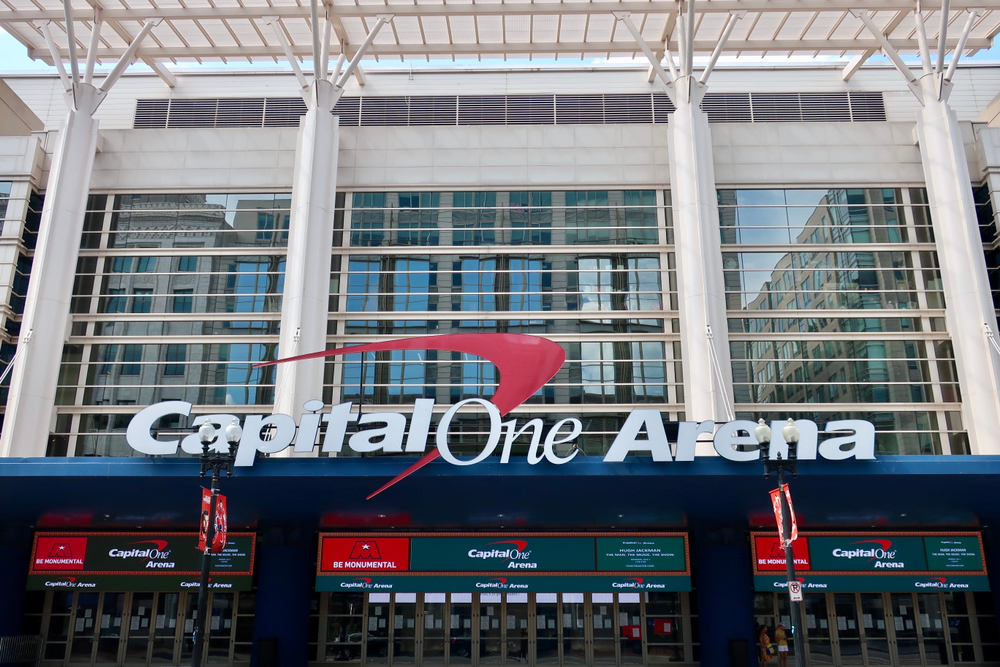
[192,418,242,667]
[755,418,803,667]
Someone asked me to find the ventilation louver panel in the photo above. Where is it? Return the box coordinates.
[333,97,361,127]
[701,93,752,123]
[799,93,850,122]
[848,92,887,122]
[652,94,674,123]
[409,96,458,126]
[603,94,654,125]
[263,98,307,127]
[506,96,555,125]
[136,91,886,129]
[215,99,265,127]
[555,95,605,125]
[458,96,507,125]
[749,93,802,122]
[361,97,409,126]
[168,99,219,128]
[134,99,169,129]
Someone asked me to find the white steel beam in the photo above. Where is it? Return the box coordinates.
[699,11,743,84]
[83,19,101,84]
[23,36,990,62]
[0,83,102,457]
[274,79,340,422]
[614,12,675,89]
[37,20,72,91]
[264,16,310,91]
[335,15,391,92]
[310,0,321,80]
[62,0,80,83]
[852,9,921,97]
[143,58,177,87]
[913,72,1000,454]
[2,0,990,21]
[944,9,980,81]
[936,0,951,73]
[913,10,933,75]
[97,19,156,94]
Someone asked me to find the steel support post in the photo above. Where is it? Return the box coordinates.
[915,75,1000,454]
[668,81,735,424]
[777,468,804,667]
[273,80,341,418]
[0,85,101,457]
[192,470,219,667]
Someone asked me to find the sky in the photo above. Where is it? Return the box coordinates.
[0,25,997,74]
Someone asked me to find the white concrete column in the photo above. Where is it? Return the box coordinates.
[668,77,734,423]
[0,85,101,457]
[273,80,340,416]
[915,75,1000,454]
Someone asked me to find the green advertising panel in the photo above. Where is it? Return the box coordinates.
[754,574,990,593]
[924,537,984,571]
[808,536,928,572]
[409,537,596,572]
[596,537,686,572]
[318,533,689,592]
[316,574,691,593]
[28,532,255,592]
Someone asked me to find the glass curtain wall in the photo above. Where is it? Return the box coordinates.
[722,188,965,455]
[329,191,680,457]
[54,194,289,457]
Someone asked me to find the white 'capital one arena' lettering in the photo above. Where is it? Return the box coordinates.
[125,400,876,467]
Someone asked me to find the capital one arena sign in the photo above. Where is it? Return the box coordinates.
[126,334,874,497]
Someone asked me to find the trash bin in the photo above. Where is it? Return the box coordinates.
[258,638,279,667]
[729,638,751,667]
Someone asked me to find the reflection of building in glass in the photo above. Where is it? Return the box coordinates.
[61,194,290,457]
[721,188,962,455]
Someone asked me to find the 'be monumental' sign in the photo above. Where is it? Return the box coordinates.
[316,533,690,592]
[27,532,255,591]
[125,335,876,495]
[751,532,989,592]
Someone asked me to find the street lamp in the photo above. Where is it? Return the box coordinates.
[756,418,803,667]
[192,418,242,667]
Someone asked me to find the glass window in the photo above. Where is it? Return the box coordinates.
[132,289,152,313]
[121,345,142,375]
[164,344,186,376]
[172,289,193,313]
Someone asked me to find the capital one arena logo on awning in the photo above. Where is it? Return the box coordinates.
[126,334,875,498]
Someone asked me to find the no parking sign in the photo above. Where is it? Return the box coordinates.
[788,580,803,602]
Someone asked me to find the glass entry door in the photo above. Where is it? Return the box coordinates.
[757,591,965,666]
[343,591,695,667]
[24,590,252,667]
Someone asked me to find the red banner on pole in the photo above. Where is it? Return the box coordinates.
[213,494,228,554]
[198,489,228,554]
[769,484,798,547]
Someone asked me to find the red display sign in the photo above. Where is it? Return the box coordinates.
[320,537,411,572]
[621,625,641,639]
[33,536,88,570]
[754,535,811,571]
[198,490,228,554]
[653,620,673,635]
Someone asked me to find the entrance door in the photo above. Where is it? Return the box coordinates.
[478,594,502,665]
[833,594,863,665]
[535,595,559,665]
[504,594,530,665]
[450,594,474,665]
[859,593,891,665]
[395,594,418,664]
[891,593,922,665]
[421,594,447,665]
[804,593,834,665]
[561,594,586,666]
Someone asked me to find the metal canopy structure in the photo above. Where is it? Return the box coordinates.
[0,1,997,85]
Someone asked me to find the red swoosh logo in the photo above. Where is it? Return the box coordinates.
[129,540,169,551]
[257,334,566,499]
[488,540,529,551]
[851,539,892,551]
